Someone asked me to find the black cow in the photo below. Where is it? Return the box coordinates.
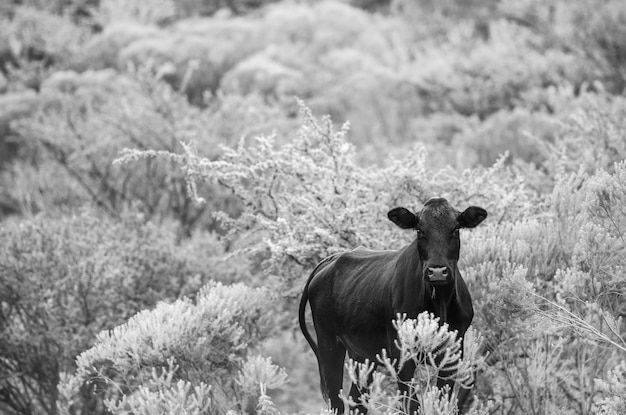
[298,198,487,413]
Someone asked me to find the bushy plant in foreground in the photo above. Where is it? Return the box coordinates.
[59,281,286,415]
[338,313,489,415]
[458,162,626,414]
[61,299,489,415]
[0,211,213,415]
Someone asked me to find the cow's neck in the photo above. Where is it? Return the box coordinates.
[393,241,457,324]
[427,282,456,324]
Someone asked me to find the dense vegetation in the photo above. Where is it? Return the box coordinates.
[1,0,626,414]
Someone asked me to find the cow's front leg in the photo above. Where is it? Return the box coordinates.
[435,368,455,392]
[436,329,473,414]
[397,359,419,415]
[436,371,472,414]
[436,368,474,414]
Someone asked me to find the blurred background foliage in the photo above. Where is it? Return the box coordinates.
[1,0,626,414]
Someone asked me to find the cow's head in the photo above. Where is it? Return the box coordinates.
[387,198,486,285]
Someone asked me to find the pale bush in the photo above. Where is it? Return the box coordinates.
[118,17,263,102]
[258,331,321,413]
[0,6,90,89]
[541,93,626,178]
[94,0,177,26]
[260,1,373,53]
[76,23,161,70]
[338,313,489,415]
[116,103,535,296]
[220,50,304,100]
[60,281,286,415]
[102,360,213,415]
[596,361,626,415]
[555,161,626,318]
[569,0,626,93]
[6,66,287,233]
[454,108,559,168]
[0,211,215,414]
[402,19,584,119]
[463,157,626,413]
[0,6,89,60]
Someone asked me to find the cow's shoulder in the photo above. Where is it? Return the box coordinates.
[449,271,474,327]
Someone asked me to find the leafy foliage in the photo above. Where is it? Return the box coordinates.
[60,281,286,415]
[4,66,288,234]
[0,211,214,414]
[339,313,489,415]
[117,102,534,298]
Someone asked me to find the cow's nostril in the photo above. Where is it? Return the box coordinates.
[428,266,448,282]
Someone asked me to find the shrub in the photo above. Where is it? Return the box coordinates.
[339,313,489,415]
[453,107,559,168]
[569,0,626,93]
[220,51,303,101]
[93,0,177,26]
[4,66,287,233]
[540,92,626,178]
[408,19,584,119]
[456,161,626,414]
[114,17,264,102]
[59,281,286,415]
[0,211,214,414]
[75,23,161,71]
[597,361,626,415]
[0,90,39,162]
[116,103,535,296]
[0,6,90,89]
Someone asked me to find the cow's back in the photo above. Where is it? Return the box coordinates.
[307,247,400,358]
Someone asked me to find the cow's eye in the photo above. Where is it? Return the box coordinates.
[451,228,460,238]
[416,229,425,239]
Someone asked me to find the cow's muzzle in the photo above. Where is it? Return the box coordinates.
[425,266,450,284]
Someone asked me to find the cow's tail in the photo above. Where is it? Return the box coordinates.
[298,254,336,402]
[298,260,327,362]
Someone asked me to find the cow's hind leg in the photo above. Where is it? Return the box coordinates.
[436,370,473,414]
[347,353,376,415]
[397,360,419,415]
[316,333,347,413]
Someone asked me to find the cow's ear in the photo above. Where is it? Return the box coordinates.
[458,206,487,228]
[388,207,418,229]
